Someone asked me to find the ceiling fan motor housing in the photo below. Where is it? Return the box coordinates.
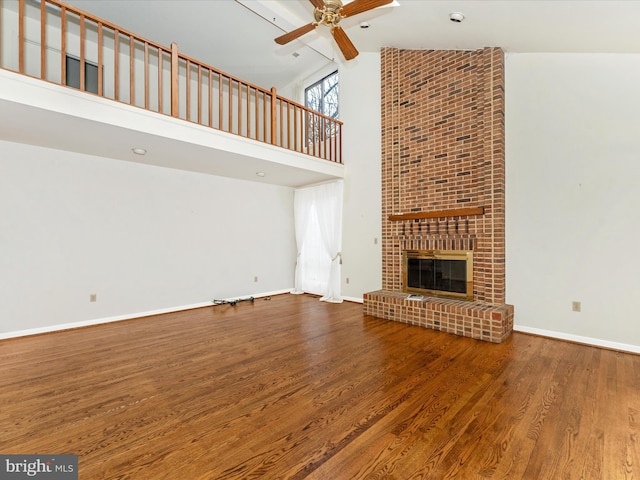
[314,0,344,26]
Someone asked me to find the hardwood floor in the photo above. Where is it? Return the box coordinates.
[0,294,638,479]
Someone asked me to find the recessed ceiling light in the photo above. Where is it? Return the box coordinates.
[450,12,465,23]
[256,171,266,177]
[132,148,147,155]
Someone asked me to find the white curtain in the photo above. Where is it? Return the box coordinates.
[292,186,313,295]
[292,180,343,303]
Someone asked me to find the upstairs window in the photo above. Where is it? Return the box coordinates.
[65,55,100,94]
[305,70,338,119]
[305,71,338,144]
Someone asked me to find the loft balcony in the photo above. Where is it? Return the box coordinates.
[0,0,344,186]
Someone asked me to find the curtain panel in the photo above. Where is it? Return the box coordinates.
[292,180,343,303]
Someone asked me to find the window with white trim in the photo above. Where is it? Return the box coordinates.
[305,71,338,144]
[305,70,338,120]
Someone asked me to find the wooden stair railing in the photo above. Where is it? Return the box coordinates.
[2,0,343,164]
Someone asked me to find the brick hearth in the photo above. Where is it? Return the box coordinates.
[364,47,514,343]
[364,291,513,344]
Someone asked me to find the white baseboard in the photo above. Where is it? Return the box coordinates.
[213,289,292,302]
[0,289,293,341]
[0,302,211,340]
[342,296,364,304]
[514,325,640,354]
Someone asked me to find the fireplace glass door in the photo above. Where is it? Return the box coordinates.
[407,258,467,294]
[403,250,473,299]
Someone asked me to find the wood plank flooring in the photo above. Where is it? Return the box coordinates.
[0,294,638,479]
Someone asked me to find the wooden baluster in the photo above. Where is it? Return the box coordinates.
[144,43,149,109]
[157,48,163,113]
[270,87,277,146]
[338,123,343,163]
[18,0,24,74]
[114,29,119,101]
[319,115,323,159]
[332,119,336,162]
[254,88,259,141]
[279,99,284,147]
[186,60,191,120]
[322,116,327,159]
[287,102,291,150]
[218,72,222,129]
[312,113,317,157]
[246,85,251,138]
[40,0,46,79]
[170,42,178,117]
[197,66,202,126]
[208,70,213,128]
[327,119,332,162]
[60,6,66,85]
[307,112,311,156]
[129,35,134,104]
[80,15,85,91]
[263,90,267,142]
[294,107,299,152]
[335,120,339,162]
[238,81,242,136]
[227,77,232,132]
[97,24,103,96]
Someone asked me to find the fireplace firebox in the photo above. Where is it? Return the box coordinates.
[402,250,473,300]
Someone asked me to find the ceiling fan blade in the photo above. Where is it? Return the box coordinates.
[340,0,393,18]
[309,0,324,8]
[275,22,317,45]
[331,26,359,60]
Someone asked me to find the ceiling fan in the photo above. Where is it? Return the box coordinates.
[274,0,393,61]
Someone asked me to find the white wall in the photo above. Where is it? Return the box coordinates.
[285,55,382,302]
[0,140,296,336]
[339,53,383,300]
[506,53,640,350]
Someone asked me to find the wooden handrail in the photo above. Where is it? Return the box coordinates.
[389,207,485,221]
[1,0,343,164]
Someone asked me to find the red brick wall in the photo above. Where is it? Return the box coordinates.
[380,47,506,305]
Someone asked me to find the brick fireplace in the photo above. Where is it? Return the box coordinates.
[363,47,514,343]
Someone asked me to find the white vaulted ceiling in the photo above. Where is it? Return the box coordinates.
[64,0,640,91]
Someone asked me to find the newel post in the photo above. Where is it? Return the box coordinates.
[270,87,277,145]
[171,42,179,118]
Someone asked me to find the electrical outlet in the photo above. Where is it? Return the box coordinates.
[346,277,350,284]
[254,276,258,283]
[374,237,378,245]
[90,294,97,302]
[572,301,581,312]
